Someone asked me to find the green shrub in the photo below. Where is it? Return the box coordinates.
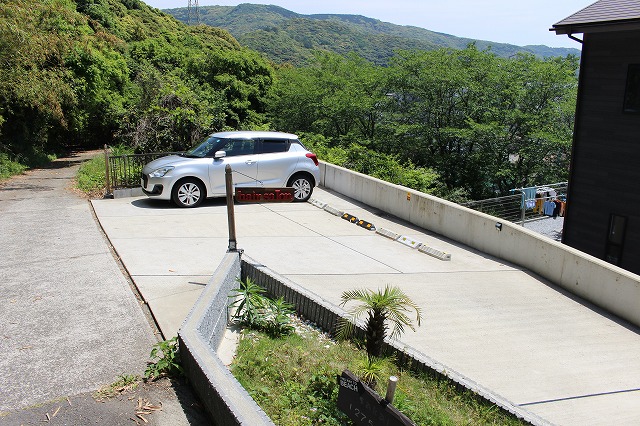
[0,153,28,180]
[300,133,441,195]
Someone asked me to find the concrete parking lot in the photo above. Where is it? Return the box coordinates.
[92,187,640,426]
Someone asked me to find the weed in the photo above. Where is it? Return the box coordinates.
[229,278,295,338]
[144,337,183,381]
[229,277,268,329]
[94,373,140,400]
[262,297,295,337]
[353,354,388,390]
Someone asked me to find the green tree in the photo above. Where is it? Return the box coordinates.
[385,46,577,198]
[268,52,386,141]
[338,285,422,358]
[0,0,82,159]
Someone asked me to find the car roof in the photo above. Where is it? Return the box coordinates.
[210,131,299,140]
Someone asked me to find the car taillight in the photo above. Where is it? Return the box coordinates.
[306,152,319,166]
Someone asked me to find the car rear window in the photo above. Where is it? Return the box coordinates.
[260,139,289,154]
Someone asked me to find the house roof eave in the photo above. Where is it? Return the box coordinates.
[551,19,640,35]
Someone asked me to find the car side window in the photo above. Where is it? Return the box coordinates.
[259,139,289,154]
[220,139,255,157]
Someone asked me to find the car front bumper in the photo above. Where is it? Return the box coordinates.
[141,174,170,199]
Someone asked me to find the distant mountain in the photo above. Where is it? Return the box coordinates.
[163,4,580,65]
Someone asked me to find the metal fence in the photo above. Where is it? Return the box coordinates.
[104,147,181,193]
[462,182,568,225]
[103,145,567,227]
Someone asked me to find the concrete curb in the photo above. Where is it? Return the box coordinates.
[178,252,274,426]
[113,187,144,198]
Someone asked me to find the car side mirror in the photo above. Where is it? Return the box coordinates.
[214,150,226,159]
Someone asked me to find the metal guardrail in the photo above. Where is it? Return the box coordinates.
[462,183,568,225]
[104,146,181,194]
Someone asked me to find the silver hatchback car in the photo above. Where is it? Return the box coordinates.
[141,131,320,207]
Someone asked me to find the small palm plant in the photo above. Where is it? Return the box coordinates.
[337,285,422,358]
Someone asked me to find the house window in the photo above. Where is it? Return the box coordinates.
[605,214,626,265]
[623,64,640,113]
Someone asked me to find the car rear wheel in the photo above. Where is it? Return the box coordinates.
[288,173,313,202]
[172,178,205,208]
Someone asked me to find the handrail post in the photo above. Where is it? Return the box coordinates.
[520,190,526,226]
[104,144,111,197]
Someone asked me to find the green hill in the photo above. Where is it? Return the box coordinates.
[0,0,274,161]
[164,4,580,65]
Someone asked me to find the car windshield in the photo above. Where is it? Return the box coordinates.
[184,135,226,158]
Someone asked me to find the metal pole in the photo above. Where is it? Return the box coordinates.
[225,165,237,251]
[520,190,526,227]
[385,376,398,404]
[104,144,111,197]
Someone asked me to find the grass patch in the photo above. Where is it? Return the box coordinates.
[93,374,140,400]
[0,154,28,181]
[76,154,107,195]
[231,318,527,426]
[76,145,134,196]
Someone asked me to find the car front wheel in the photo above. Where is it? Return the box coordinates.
[172,178,205,208]
[288,173,313,202]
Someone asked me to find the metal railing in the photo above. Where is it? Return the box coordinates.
[462,182,568,225]
[104,146,181,194]
[462,194,523,222]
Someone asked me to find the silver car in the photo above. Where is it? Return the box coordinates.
[141,131,320,207]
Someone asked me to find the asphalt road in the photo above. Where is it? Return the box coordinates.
[0,152,208,425]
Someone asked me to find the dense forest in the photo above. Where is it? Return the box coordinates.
[0,0,272,161]
[0,0,579,201]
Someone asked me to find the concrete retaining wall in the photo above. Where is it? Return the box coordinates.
[319,161,640,328]
[178,252,274,426]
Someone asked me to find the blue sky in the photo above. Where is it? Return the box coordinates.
[143,0,593,49]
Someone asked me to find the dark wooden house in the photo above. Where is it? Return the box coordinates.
[551,0,640,275]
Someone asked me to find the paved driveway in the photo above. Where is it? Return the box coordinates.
[92,188,640,426]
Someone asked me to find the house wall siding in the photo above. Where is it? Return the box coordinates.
[564,30,640,274]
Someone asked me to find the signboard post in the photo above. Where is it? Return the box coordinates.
[225,165,237,252]
[337,370,415,426]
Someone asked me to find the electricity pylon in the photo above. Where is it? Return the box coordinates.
[187,0,200,25]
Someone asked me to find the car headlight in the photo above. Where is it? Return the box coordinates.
[149,166,174,178]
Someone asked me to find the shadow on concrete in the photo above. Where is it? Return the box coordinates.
[131,197,228,209]
[526,268,640,336]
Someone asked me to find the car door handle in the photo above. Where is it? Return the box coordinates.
[245,160,255,165]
